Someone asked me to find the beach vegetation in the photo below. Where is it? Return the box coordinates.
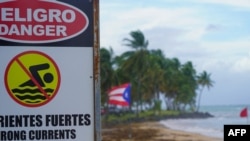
[100,29,214,121]
[102,109,180,125]
[196,71,214,111]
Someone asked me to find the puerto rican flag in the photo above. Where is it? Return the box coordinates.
[108,83,131,106]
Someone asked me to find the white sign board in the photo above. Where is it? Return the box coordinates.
[0,0,97,141]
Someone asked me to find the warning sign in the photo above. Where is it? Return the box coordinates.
[0,0,89,43]
[0,0,99,140]
[0,47,94,141]
[4,51,61,107]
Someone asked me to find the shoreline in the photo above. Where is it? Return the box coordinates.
[157,121,223,141]
[102,111,214,127]
[102,121,223,141]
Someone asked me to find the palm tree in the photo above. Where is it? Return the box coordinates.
[120,30,149,115]
[142,49,166,114]
[196,71,214,111]
[100,29,214,114]
[162,58,182,110]
[123,30,149,50]
[100,47,115,106]
[177,61,197,110]
[162,59,197,111]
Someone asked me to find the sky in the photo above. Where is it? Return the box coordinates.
[99,0,250,106]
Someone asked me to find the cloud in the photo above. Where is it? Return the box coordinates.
[231,56,250,73]
[100,3,207,53]
[100,0,250,105]
[205,24,222,32]
[100,0,250,74]
[193,37,250,73]
[192,0,250,9]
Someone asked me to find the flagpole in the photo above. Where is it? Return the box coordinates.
[245,106,248,124]
[246,106,248,124]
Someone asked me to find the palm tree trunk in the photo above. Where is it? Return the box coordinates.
[196,87,204,112]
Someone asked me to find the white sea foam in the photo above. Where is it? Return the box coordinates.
[160,118,223,138]
[159,104,250,139]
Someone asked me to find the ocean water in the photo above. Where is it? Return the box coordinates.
[159,105,249,139]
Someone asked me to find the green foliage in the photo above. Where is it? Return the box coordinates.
[100,29,214,114]
[102,110,180,124]
[152,100,162,115]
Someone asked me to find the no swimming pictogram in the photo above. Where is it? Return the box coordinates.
[4,51,61,107]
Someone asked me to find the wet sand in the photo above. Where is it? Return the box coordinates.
[102,121,223,141]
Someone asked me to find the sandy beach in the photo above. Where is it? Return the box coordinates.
[102,121,223,141]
